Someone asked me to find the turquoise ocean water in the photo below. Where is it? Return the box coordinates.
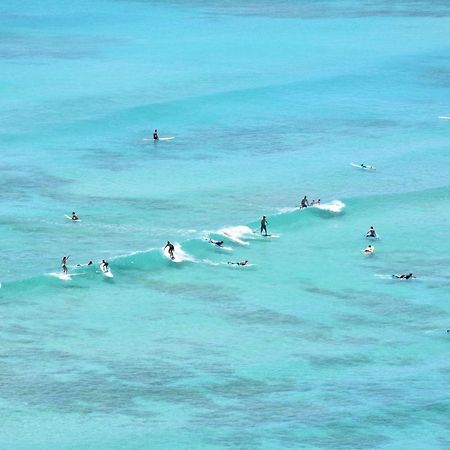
[1,0,450,448]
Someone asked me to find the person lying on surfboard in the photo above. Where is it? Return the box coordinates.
[165,241,175,259]
[153,129,159,140]
[61,256,69,274]
[260,216,268,236]
[366,226,377,237]
[228,260,249,266]
[208,238,224,247]
[71,212,79,220]
[76,261,93,267]
[393,273,414,279]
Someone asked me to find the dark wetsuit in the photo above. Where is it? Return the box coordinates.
[260,218,268,236]
[153,132,159,140]
[165,243,175,258]
[61,257,68,274]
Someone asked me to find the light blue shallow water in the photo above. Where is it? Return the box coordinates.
[1,1,450,448]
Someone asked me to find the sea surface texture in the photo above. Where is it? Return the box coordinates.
[1,0,450,448]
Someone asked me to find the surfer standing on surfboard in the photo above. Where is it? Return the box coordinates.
[100,260,109,272]
[165,241,175,259]
[300,196,309,208]
[260,216,268,236]
[153,129,159,140]
[61,256,69,274]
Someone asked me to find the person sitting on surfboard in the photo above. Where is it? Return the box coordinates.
[260,216,268,236]
[153,129,159,140]
[209,239,224,247]
[100,260,109,272]
[300,196,309,208]
[165,241,175,259]
[61,256,69,274]
[228,260,249,266]
[363,245,374,254]
[71,212,79,221]
[393,273,414,280]
[366,226,377,238]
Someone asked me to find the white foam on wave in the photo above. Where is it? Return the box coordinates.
[48,272,72,281]
[311,200,346,213]
[110,247,158,261]
[163,243,195,263]
[217,225,253,245]
[276,206,298,214]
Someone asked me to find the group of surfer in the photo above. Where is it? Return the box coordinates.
[65,208,414,278]
[61,255,109,275]
[166,239,248,266]
[362,226,414,279]
[299,195,321,209]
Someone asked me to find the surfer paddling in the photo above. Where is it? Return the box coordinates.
[228,260,249,266]
[208,238,224,247]
[260,215,268,236]
[393,273,414,280]
[165,241,175,259]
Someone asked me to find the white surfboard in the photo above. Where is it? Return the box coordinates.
[64,215,81,222]
[351,163,376,171]
[438,116,450,120]
[253,233,280,239]
[100,264,114,278]
[143,137,175,142]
